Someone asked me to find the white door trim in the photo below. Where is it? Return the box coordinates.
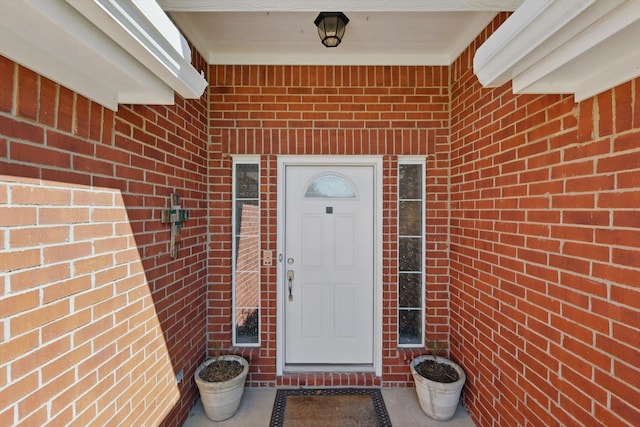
[276,155,383,377]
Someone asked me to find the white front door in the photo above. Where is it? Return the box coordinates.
[284,165,374,365]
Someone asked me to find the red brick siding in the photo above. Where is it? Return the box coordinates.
[450,13,640,427]
[1,14,638,425]
[208,65,451,387]
[0,53,208,427]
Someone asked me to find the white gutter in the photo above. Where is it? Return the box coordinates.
[67,0,207,101]
[0,0,207,111]
[474,0,640,101]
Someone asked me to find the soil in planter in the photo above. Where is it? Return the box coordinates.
[415,359,460,383]
[199,360,244,382]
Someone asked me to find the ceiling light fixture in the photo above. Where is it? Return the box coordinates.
[314,12,349,48]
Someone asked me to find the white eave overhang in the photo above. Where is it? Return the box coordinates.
[474,0,640,102]
[0,0,208,111]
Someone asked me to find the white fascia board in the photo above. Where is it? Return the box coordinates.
[0,0,170,110]
[0,21,118,110]
[158,0,523,12]
[512,1,640,97]
[473,0,597,88]
[508,0,627,84]
[30,0,175,106]
[573,48,640,102]
[474,0,640,101]
[0,0,196,110]
[66,0,208,100]
[516,20,640,102]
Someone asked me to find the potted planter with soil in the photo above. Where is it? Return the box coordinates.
[410,341,466,421]
[194,353,249,421]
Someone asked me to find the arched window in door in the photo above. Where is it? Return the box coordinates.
[304,174,356,198]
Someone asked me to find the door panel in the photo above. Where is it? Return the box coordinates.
[334,284,355,337]
[334,215,355,267]
[302,215,323,267]
[285,165,374,365]
[302,285,323,337]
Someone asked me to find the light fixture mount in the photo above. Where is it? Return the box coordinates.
[314,12,349,48]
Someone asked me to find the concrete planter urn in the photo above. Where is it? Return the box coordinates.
[410,355,466,421]
[194,355,249,421]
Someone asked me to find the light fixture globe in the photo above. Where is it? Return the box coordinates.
[314,12,349,48]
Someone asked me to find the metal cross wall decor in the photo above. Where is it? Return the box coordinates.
[161,192,189,258]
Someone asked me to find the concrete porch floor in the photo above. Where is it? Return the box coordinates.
[183,388,476,426]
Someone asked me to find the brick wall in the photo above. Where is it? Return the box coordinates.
[208,65,451,386]
[2,14,638,426]
[0,53,209,426]
[449,14,640,426]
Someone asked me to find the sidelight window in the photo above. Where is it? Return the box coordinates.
[398,160,425,346]
[232,158,260,346]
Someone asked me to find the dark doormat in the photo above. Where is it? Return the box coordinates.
[270,388,392,427]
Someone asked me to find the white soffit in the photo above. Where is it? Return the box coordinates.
[0,0,207,111]
[474,0,640,101]
[159,0,524,66]
[157,0,523,12]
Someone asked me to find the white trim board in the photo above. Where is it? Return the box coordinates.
[0,0,207,110]
[474,0,640,101]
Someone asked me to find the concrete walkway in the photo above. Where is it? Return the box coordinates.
[183,388,476,427]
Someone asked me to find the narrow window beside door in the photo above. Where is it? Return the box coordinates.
[398,161,425,346]
[233,160,260,346]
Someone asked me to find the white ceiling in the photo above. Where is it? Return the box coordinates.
[159,0,524,65]
[160,0,640,102]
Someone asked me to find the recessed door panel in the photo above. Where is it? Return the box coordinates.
[334,215,355,269]
[334,284,355,337]
[302,215,323,268]
[302,284,323,337]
